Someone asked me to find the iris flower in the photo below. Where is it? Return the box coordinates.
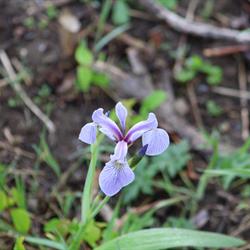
[79,102,169,196]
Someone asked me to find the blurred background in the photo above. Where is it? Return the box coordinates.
[0,0,250,249]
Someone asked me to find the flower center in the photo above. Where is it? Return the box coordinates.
[114,161,124,170]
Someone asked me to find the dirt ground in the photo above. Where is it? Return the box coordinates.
[1,0,250,249]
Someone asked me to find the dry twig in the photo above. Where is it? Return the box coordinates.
[238,58,249,140]
[139,0,250,43]
[187,82,204,129]
[0,141,34,159]
[0,79,7,89]
[173,0,200,74]
[212,86,250,100]
[0,50,55,133]
[203,45,250,57]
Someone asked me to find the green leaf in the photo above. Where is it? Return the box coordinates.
[175,69,196,83]
[24,236,65,250]
[95,228,245,250]
[14,237,26,250]
[206,100,222,117]
[206,169,250,178]
[13,176,27,209]
[0,163,7,188]
[140,90,167,116]
[75,43,93,66]
[76,66,93,92]
[0,190,8,212]
[94,24,130,52]
[206,66,222,85]
[10,208,31,234]
[121,212,154,234]
[186,55,203,70]
[44,218,71,237]
[46,4,58,20]
[92,72,110,88]
[112,0,130,25]
[82,220,101,247]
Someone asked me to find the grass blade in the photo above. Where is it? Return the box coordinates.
[94,24,130,52]
[24,236,65,250]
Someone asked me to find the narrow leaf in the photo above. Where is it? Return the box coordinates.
[25,236,65,250]
[95,228,245,250]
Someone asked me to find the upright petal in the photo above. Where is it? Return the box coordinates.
[142,128,170,156]
[115,102,127,132]
[92,108,123,141]
[112,140,128,162]
[79,122,97,144]
[125,113,158,143]
[99,160,135,196]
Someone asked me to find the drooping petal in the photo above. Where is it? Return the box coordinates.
[112,140,128,162]
[142,128,170,156]
[78,122,97,144]
[99,161,135,196]
[115,102,127,132]
[92,108,123,141]
[125,113,158,143]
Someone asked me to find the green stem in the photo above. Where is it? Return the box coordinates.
[81,142,99,223]
[69,136,102,250]
[91,196,110,219]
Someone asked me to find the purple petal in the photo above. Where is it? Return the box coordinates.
[115,102,127,132]
[142,128,170,156]
[125,113,158,143]
[99,128,116,141]
[112,140,128,162]
[92,108,123,141]
[79,122,97,144]
[99,161,135,196]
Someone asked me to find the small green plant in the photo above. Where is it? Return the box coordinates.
[206,100,223,117]
[205,138,250,189]
[23,17,36,29]
[123,140,191,203]
[8,96,22,108]
[33,132,61,177]
[38,18,49,29]
[46,4,59,20]
[175,55,223,85]
[75,42,109,92]
[198,135,250,200]
[0,175,31,235]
